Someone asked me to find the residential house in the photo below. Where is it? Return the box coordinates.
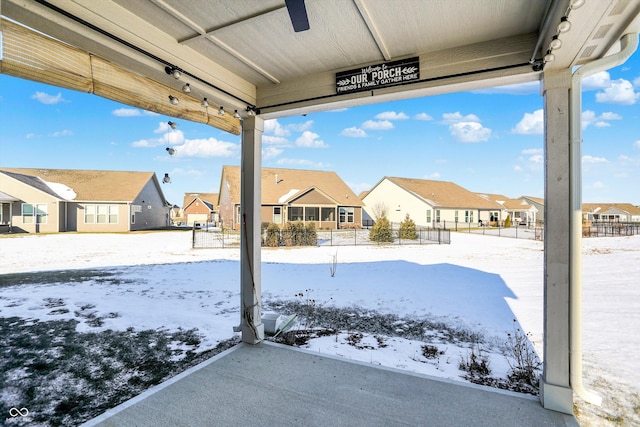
[362,177,504,228]
[477,193,538,226]
[0,168,169,233]
[582,203,640,223]
[218,166,363,230]
[182,193,218,226]
[522,196,545,223]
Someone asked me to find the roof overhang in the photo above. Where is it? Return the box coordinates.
[2,0,638,127]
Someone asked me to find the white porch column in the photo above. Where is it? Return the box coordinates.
[540,68,573,414]
[240,116,265,344]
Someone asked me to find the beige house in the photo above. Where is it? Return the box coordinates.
[478,193,539,226]
[218,166,363,230]
[582,203,640,222]
[522,196,545,223]
[362,177,504,228]
[0,168,169,233]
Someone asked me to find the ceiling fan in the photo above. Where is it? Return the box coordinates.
[285,0,310,32]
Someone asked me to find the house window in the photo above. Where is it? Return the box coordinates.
[109,206,118,223]
[490,211,499,222]
[321,207,334,222]
[435,209,441,223]
[426,210,431,224]
[22,203,47,224]
[273,206,282,223]
[236,205,241,225]
[97,205,108,223]
[85,204,118,224]
[454,210,459,223]
[465,210,474,223]
[288,206,303,221]
[305,207,319,221]
[339,207,354,224]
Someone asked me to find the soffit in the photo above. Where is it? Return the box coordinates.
[2,0,638,121]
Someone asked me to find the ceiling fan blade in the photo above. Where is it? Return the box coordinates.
[285,0,310,32]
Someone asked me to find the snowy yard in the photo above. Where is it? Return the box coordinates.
[0,230,638,426]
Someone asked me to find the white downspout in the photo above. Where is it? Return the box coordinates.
[569,32,638,406]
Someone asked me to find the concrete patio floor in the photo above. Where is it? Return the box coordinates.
[83,341,578,427]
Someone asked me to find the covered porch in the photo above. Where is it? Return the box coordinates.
[2,0,639,422]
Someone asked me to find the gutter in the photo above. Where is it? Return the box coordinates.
[569,32,638,406]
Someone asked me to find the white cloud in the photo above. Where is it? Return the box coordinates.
[582,71,611,90]
[600,112,622,120]
[263,146,284,160]
[528,154,543,165]
[32,91,66,105]
[512,109,544,135]
[449,121,491,143]
[341,127,367,138]
[49,130,73,137]
[113,108,141,117]
[347,182,372,195]
[595,79,640,105]
[414,113,433,121]
[522,148,542,155]
[132,126,185,148]
[634,140,640,149]
[264,119,290,137]
[263,135,290,145]
[582,155,608,164]
[375,111,409,120]
[590,181,606,189]
[634,77,640,88]
[361,120,394,130]
[441,112,481,124]
[424,172,441,179]
[582,110,623,129]
[287,120,314,132]
[174,138,238,158]
[514,148,544,172]
[295,131,327,148]
[112,108,158,117]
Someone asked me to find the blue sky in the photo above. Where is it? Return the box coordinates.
[1,51,639,206]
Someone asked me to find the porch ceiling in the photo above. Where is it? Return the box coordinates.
[2,0,638,122]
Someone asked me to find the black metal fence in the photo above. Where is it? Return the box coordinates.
[583,221,639,237]
[314,227,450,246]
[192,226,451,248]
[192,226,240,248]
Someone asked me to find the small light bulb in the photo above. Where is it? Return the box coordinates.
[549,36,562,50]
[557,17,571,33]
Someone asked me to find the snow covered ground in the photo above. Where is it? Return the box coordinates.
[1,230,638,425]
